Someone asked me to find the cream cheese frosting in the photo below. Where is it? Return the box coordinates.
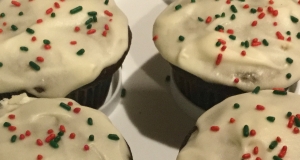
[0,94,131,160]
[0,0,129,97]
[177,90,300,160]
[153,0,300,91]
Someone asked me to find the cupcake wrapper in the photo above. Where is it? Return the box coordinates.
[171,64,244,110]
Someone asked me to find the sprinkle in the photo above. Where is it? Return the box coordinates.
[288,116,295,128]
[210,126,220,132]
[84,145,89,151]
[104,10,113,17]
[73,107,81,113]
[93,15,97,22]
[43,39,50,45]
[36,139,43,146]
[53,136,61,142]
[108,134,119,140]
[54,2,60,8]
[11,1,21,7]
[46,8,53,15]
[266,116,275,122]
[121,88,126,97]
[205,16,212,23]
[0,62,3,67]
[26,28,35,34]
[244,41,249,48]
[0,13,5,17]
[293,127,299,134]
[286,73,292,79]
[278,146,287,158]
[250,129,256,136]
[76,49,85,56]
[59,125,66,132]
[70,41,77,45]
[230,5,237,13]
[29,61,40,71]
[258,12,265,19]
[273,156,282,160]
[51,13,56,18]
[87,118,93,125]
[233,103,240,109]
[227,29,234,34]
[229,118,235,123]
[242,153,251,159]
[88,11,97,16]
[175,4,182,10]
[294,117,300,127]
[19,134,25,140]
[241,50,246,56]
[3,122,11,127]
[74,26,80,32]
[229,35,236,40]
[11,25,18,31]
[20,46,29,52]
[291,16,299,23]
[47,129,54,134]
[269,140,278,149]
[70,6,83,14]
[253,146,259,155]
[250,8,257,14]
[8,114,15,119]
[9,126,16,131]
[104,0,109,5]
[257,7,263,12]
[230,14,235,20]
[49,140,59,148]
[178,35,185,41]
[58,131,64,136]
[153,35,158,41]
[215,41,221,47]
[59,102,71,111]
[11,135,17,143]
[191,0,196,2]
[243,125,249,137]
[215,54,222,65]
[297,32,300,39]
[87,29,96,34]
[276,136,281,142]
[45,134,56,142]
[25,130,31,136]
[251,21,257,26]
[89,135,94,141]
[218,39,226,45]
[69,133,76,139]
[273,90,287,95]
[44,44,51,50]
[86,24,92,29]
[262,39,269,46]
[37,155,43,160]
[18,12,23,16]
[36,19,43,24]
[233,78,239,83]
[198,17,203,22]
[256,105,265,110]
[220,45,227,51]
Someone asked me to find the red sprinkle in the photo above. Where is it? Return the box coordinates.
[241,50,246,56]
[276,136,281,142]
[104,10,113,17]
[226,0,231,4]
[272,10,278,16]
[221,46,227,51]
[19,134,25,140]
[84,145,90,151]
[87,29,96,35]
[233,78,239,83]
[25,130,31,136]
[278,146,287,158]
[256,105,265,110]
[69,133,76,139]
[59,125,66,132]
[47,129,54,134]
[269,0,274,4]
[227,29,234,34]
[215,54,223,65]
[31,36,37,41]
[36,139,43,146]
[287,115,295,128]
[210,126,220,132]
[54,2,60,8]
[67,101,73,106]
[229,118,235,123]
[70,41,77,45]
[153,35,158,41]
[0,29,2,34]
[250,129,256,136]
[9,126,16,131]
[251,21,257,27]
[74,26,80,32]
[256,157,262,160]
[257,7,263,12]
[218,39,226,45]
[36,19,43,24]
[205,16,212,24]
[287,37,291,42]
[37,155,43,160]
[102,30,107,37]
[293,127,299,134]
[104,24,109,30]
[267,6,274,13]
[36,57,44,62]
[11,1,21,7]
[2,22,7,26]
[44,44,51,50]
[243,4,249,9]
[8,114,15,119]
[45,133,56,142]
[253,146,259,155]
[242,153,251,159]
[258,13,265,19]
[73,107,81,113]
[276,31,284,40]
[46,8,53,15]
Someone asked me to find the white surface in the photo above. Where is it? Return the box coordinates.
[108,1,195,160]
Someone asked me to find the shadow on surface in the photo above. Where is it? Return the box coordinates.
[122,54,195,148]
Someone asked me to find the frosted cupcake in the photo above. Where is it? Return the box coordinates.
[0,0,131,109]
[0,94,132,160]
[153,0,300,110]
[177,89,300,160]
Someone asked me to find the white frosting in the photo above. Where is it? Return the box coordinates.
[177,90,300,160]
[0,0,129,97]
[0,94,131,160]
[153,0,300,91]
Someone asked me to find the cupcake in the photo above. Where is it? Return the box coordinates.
[0,94,132,160]
[177,89,300,160]
[0,0,131,109]
[153,0,300,110]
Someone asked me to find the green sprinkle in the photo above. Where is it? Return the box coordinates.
[286,57,293,64]
[230,5,237,13]
[86,24,92,29]
[49,140,59,148]
[240,42,245,46]
[273,156,282,160]
[266,116,275,122]
[165,75,171,82]
[238,0,245,1]
[11,25,18,31]
[252,86,260,94]
[93,15,97,22]
[58,131,64,136]
[245,41,249,48]
[87,118,93,125]
[121,88,126,98]
[230,14,236,20]
[104,0,109,5]
[178,35,185,41]
[20,46,28,52]
[77,49,85,56]
[215,25,224,31]
[273,90,287,95]
[286,73,292,79]
[0,13,5,17]
[191,0,196,2]
[297,32,300,39]
[11,135,17,143]
[216,41,221,47]
[88,11,97,16]
[0,62,3,68]
[233,103,240,109]
[53,136,61,143]
[215,14,220,19]
[269,141,278,149]
[108,134,119,140]
[198,17,203,22]
[3,122,11,127]
[70,6,83,14]
[26,28,35,34]
[286,31,291,35]
[290,16,299,23]
[89,135,94,141]
[29,61,40,71]
[85,18,93,25]
[243,125,249,137]
[294,117,300,127]
[18,12,23,16]
[51,13,56,18]
[59,102,71,111]
[229,35,236,40]
[175,4,182,10]
[221,12,225,17]
[43,39,50,45]
[250,8,257,14]
[286,112,292,117]
[262,39,269,46]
